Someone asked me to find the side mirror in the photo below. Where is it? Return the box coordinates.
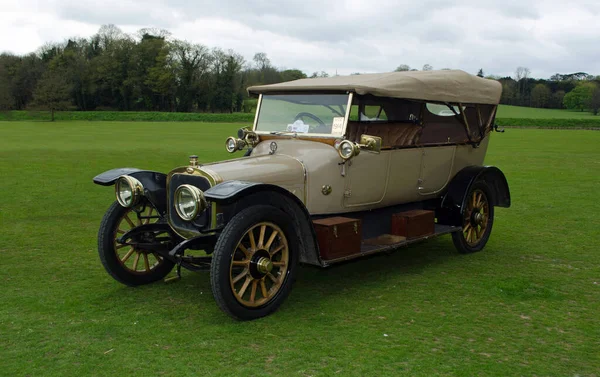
[359,134,382,153]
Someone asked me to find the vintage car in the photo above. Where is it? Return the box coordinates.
[93,70,510,320]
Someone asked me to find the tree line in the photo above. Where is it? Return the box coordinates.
[1,24,599,119]
[395,64,600,115]
[0,25,311,119]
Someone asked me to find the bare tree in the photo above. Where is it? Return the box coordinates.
[422,64,433,71]
[31,69,72,121]
[253,52,271,71]
[514,66,531,105]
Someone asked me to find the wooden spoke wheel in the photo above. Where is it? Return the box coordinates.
[452,182,495,254]
[98,201,175,286]
[229,222,289,308]
[210,205,298,320]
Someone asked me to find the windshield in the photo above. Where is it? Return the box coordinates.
[255,94,350,135]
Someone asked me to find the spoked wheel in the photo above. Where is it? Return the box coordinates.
[211,205,298,320]
[452,181,495,254]
[98,201,175,286]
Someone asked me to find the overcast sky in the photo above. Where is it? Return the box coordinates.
[2,0,599,78]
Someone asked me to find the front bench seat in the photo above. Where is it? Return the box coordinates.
[346,122,421,148]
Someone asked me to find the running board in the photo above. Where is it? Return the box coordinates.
[322,224,461,265]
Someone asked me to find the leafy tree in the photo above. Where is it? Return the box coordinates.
[0,63,14,110]
[530,83,551,108]
[588,87,600,115]
[394,64,410,72]
[422,64,433,71]
[563,83,596,112]
[31,69,72,121]
[550,90,565,109]
[280,69,306,82]
[310,71,329,78]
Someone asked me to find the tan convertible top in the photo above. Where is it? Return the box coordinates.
[248,70,502,105]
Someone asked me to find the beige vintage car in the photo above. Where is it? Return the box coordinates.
[93,70,510,320]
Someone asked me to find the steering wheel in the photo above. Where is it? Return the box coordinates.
[294,112,326,130]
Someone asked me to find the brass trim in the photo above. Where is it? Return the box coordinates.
[337,140,360,160]
[359,134,382,153]
[166,166,222,238]
[321,185,332,196]
[341,92,354,137]
[173,184,208,221]
[115,175,144,208]
[252,94,263,132]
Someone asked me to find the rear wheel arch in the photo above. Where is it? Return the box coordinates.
[438,165,510,226]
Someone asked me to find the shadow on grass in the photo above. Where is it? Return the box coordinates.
[92,236,466,320]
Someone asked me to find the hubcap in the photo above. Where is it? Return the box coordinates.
[462,189,490,246]
[257,257,274,274]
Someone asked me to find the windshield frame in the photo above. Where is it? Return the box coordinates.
[252,93,354,139]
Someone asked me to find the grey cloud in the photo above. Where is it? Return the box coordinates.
[7,0,600,78]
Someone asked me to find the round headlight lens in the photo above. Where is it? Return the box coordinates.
[115,176,143,207]
[226,137,237,153]
[175,184,207,221]
[339,140,355,160]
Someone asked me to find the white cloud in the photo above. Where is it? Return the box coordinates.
[1,0,599,79]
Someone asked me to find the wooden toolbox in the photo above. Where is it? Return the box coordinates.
[391,210,435,239]
[313,217,362,260]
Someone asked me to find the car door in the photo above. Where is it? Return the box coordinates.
[417,145,456,195]
[343,150,390,207]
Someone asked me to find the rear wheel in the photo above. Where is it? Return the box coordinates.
[210,205,299,320]
[451,181,495,254]
[98,201,175,286]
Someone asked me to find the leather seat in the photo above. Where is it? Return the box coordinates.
[346,122,421,148]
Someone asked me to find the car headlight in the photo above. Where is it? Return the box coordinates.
[338,140,359,160]
[115,175,144,207]
[225,136,247,153]
[174,184,207,221]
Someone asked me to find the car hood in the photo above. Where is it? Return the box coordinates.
[199,152,306,197]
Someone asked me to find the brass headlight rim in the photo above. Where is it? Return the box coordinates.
[115,175,144,208]
[225,137,237,153]
[174,184,208,221]
[337,140,358,160]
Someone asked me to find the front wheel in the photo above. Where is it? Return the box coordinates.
[98,201,175,286]
[210,205,299,320]
[451,181,495,254]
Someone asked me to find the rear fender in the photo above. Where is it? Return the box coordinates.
[205,181,323,267]
[93,168,168,215]
[438,166,510,226]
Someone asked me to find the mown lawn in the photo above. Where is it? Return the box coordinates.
[497,105,598,119]
[1,122,599,376]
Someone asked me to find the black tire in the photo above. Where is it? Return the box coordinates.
[451,181,495,254]
[210,205,299,320]
[98,201,175,286]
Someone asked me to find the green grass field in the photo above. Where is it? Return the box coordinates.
[497,105,598,119]
[1,122,599,376]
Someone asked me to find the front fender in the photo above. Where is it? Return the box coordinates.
[205,180,323,267]
[93,168,168,215]
[438,166,511,226]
